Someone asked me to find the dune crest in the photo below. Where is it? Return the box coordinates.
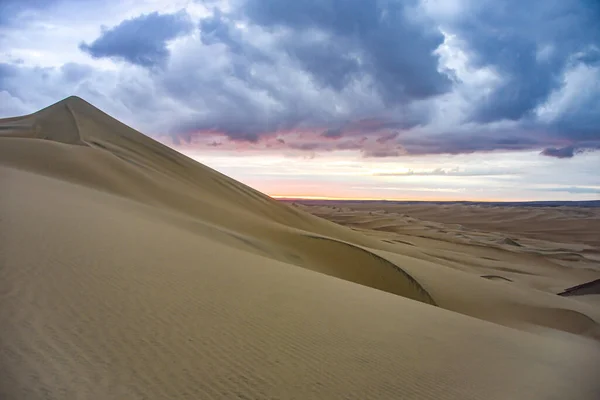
[1,97,599,399]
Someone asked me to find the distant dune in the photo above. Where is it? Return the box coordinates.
[292,200,600,247]
[1,97,599,399]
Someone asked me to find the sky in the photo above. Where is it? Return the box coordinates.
[1,0,599,201]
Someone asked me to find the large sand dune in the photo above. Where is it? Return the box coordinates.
[1,97,599,399]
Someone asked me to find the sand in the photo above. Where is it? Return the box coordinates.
[1,97,599,399]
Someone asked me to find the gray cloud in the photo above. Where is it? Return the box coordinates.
[1,0,599,161]
[0,63,16,82]
[242,0,452,103]
[280,34,361,92]
[540,146,578,159]
[60,63,94,82]
[399,133,541,155]
[289,142,322,151]
[336,140,363,150]
[446,0,599,125]
[376,131,399,144]
[0,62,110,118]
[168,0,598,158]
[321,128,343,138]
[363,148,402,158]
[541,67,600,152]
[0,61,182,134]
[80,11,193,67]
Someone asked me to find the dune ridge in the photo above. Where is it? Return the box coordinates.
[1,97,600,399]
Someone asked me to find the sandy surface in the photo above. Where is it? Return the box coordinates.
[1,97,599,399]
[301,201,600,247]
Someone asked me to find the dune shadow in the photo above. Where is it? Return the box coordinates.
[301,234,437,306]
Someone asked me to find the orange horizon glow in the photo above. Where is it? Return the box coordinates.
[268,194,527,202]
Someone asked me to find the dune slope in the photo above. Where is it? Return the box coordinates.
[1,97,599,399]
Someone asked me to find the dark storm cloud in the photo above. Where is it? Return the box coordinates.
[449,0,600,124]
[198,10,275,81]
[159,12,313,142]
[280,36,361,92]
[80,11,193,67]
[182,2,437,143]
[131,2,442,148]
[239,0,599,158]
[242,0,452,102]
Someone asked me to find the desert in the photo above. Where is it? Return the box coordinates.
[1,97,599,399]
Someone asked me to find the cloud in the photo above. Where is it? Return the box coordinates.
[376,131,400,144]
[242,0,452,103]
[441,0,600,124]
[79,11,194,67]
[363,148,402,158]
[374,167,516,177]
[536,63,600,150]
[0,62,83,112]
[392,130,543,156]
[1,0,598,162]
[60,63,94,82]
[161,0,598,158]
[336,140,363,150]
[321,128,343,138]
[0,61,186,134]
[0,0,57,26]
[289,142,322,151]
[540,146,578,159]
[534,187,600,194]
[279,34,362,92]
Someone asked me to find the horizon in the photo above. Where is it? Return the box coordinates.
[1,0,599,201]
[273,196,600,204]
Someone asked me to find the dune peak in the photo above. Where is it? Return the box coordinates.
[0,95,150,147]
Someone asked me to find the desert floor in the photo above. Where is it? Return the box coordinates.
[1,97,599,399]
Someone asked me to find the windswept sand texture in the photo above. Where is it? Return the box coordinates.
[1,97,600,399]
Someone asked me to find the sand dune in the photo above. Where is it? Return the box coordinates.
[1,97,600,399]
[304,201,600,247]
